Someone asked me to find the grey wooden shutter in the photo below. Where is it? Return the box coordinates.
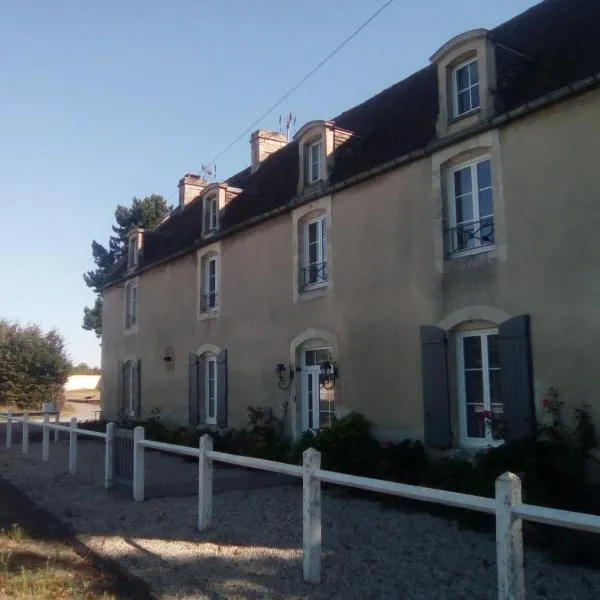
[117,361,124,416]
[420,325,452,449]
[217,349,228,428]
[499,314,535,441]
[134,360,141,418]
[198,358,206,425]
[188,353,199,426]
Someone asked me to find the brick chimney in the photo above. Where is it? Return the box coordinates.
[250,130,287,172]
[178,174,207,208]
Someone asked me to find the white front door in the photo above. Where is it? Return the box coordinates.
[301,348,335,431]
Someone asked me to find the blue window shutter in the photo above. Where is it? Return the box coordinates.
[499,314,535,441]
[188,353,199,426]
[217,349,228,428]
[420,325,452,449]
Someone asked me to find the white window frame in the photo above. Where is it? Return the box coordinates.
[201,255,218,312]
[308,139,322,183]
[301,347,334,431]
[125,282,138,330]
[448,156,494,257]
[456,329,502,448]
[203,194,218,234]
[128,237,138,269]
[205,355,217,425]
[302,215,327,291]
[453,58,480,117]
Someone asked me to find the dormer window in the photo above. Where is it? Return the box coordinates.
[203,194,218,235]
[453,58,480,117]
[127,236,138,269]
[307,139,323,183]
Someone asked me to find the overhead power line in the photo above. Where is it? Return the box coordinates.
[211,0,395,164]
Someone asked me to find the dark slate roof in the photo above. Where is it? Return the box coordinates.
[107,0,600,286]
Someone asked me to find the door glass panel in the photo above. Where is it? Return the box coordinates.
[307,373,314,429]
[465,369,484,439]
[207,359,216,418]
[463,337,482,369]
[319,387,335,428]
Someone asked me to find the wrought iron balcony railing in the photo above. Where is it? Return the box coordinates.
[200,292,218,312]
[445,217,494,255]
[300,262,328,291]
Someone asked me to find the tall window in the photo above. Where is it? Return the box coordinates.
[128,237,138,269]
[301,216,327,290]
[302,348,335,431]
[307,140,322,183]
[203,194,218,234]
[453,59,480,116]
[125,282,138,329]
[201,256,218,311]
[448,158,494,254]
[458,330,502,445]
[121,359,139,418]
[205,355,217,425]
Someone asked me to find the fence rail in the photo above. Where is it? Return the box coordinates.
[2,416,600,600]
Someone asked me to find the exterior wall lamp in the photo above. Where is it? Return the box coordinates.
[275,363,294,389]
[319,360,338,389]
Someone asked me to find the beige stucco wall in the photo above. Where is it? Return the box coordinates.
[102,86,600,443]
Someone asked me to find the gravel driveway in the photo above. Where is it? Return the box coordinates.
[1,440,599,599]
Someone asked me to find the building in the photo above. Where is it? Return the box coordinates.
[102,0,600,449]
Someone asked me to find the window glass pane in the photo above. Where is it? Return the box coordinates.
[207,360,216,418]
[465,369,483,403]
[457,90,470,114]
[307,373,314,428]
[319,388,335,428]
[308,222,318,245]
[466,403,486,438]
[454,167,472,197]
[469,61,479,84]
[487,334,500,368]
[456,65,470,90]
[471,84,480,109]
[477,160,491,189]
[463,336,482,369]
[208,259,216,278]
[456,194,474,224]
[315,349,330,364]
[489,369,502,408]
[304,350,316,367]
[478,188,493,218]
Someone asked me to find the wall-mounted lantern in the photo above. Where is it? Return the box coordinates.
[275,362,294,389]
[319,360,338,389]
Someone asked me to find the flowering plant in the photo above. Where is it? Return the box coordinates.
[480,409,505,441]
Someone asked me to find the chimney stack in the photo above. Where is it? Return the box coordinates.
[178,174,207,208]
[250,130,287,172]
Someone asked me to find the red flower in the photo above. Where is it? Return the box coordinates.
[481,410,492,419]
[542,398,551,409]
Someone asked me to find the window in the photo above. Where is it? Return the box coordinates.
[302,348,335,431]
[300,216,327,290]
[205,355,217,425]
[120,359,140,418]
[453,59,480,117]
[201,256,218,311]
[125,282,138,329]
[447,158,494,255]
[457,330,502,446]
[128,237,138,269]
[203,194,218,234]
[307,140,322,183]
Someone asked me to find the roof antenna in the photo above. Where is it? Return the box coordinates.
[201,162,217,183]
[278,112,297,142]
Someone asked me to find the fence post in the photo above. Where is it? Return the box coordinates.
[198,434,214,531]
[303,447,322,584]
[104,422,115,489]
[496,472,525,600]
[22,413,29,454]
[68,417,77,475]
[6,410,12,448]
[133,426,145,502]
[42,414,50,461]
[54,413,60,443]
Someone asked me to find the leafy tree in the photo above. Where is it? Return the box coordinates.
[71,362,101,375]
[82,194,171,337]
[0,320,71,409]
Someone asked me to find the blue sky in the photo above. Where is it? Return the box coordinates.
[0,0,539,367]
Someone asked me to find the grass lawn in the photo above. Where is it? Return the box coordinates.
[0,479,152,600]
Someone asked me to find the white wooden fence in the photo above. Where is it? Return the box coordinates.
[2,415,600,599]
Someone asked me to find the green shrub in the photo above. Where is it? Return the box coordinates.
[292,413,381,476]
[379,439,427,484]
